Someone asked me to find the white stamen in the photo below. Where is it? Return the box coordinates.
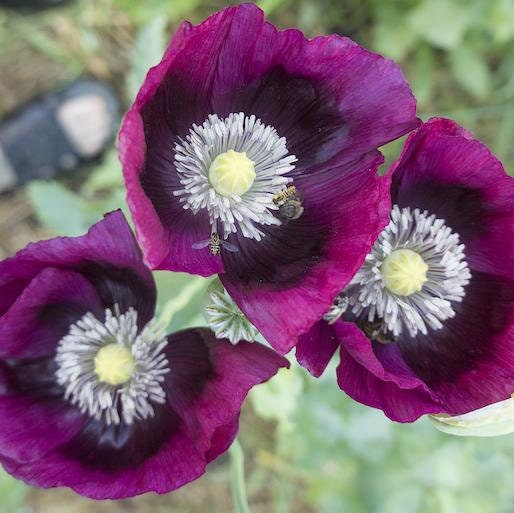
[174,112,297,240]
[326,205,471,338]
[55,306,169,425]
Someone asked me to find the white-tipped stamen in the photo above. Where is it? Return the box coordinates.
[205,289,258,345]
[174,112,297,241]
[325,205,471,338]
[55,305,169,425]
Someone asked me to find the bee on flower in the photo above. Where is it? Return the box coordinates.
[297,119,514,423]
[119,3,419,354]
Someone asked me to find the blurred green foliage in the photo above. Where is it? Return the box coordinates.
[250,361,514,513]
[0,470,30,513]
[369,0,514,168]
[2,0,514,511]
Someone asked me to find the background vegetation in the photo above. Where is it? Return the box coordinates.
[1,1,514,512]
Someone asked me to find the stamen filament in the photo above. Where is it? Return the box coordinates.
[326,206,471,338]
[55,306,170,425]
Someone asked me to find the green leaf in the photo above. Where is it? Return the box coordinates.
[126,16,168,101]
[113,0,201,25]
[411,44,436,107]
[27,181,97,236]
[408,0,471,49]
[250,360,304,432]
[449,45,492,99]
[87,188,128,220]
[373,6,417,60]
[489,0,514,43]
[27,180,126,237]
[257,0,289,15]
[0,469,29,513]
[154,272,211,332]
[82,149,123,196]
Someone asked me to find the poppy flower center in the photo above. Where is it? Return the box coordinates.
[94,343,135,385]
[325,205,471,338]
[381,248,428,296]
[55,306,169,425]
[208,150,256,197]
[174,112,297,243]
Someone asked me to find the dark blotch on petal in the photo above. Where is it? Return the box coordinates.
[222,212,326,287]
[399,272,514,389]
[222,67,348,169]
[79,262,157,328]
[164,329,216,408]
[2,357,61,399]
[62,404,179,472]
[393,179,487,245]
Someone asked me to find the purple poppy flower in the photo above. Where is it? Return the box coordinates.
[119,3,419,354]
[298,118,514,422]
[0,210,287,499]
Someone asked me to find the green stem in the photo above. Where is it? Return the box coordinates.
[229,439,251,513]
[157,276,208,328]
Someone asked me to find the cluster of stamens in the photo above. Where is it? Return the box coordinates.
[55,305,169,425]
[325,205,471,338]
[173,112,297,241]
[204,289,258,344]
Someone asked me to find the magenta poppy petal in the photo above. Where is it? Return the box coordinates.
[164,328,288,452]
[119,3,418,283]
[333,118,514,421]
[2,420,208,500]
[296,320,339,378]
[0,210,155,321]
[0,392,86,465]
[391,117,514,280]
[205,417,240,463]
[334,321,443,422]
[222,152,390,354]
[0,268,102,359]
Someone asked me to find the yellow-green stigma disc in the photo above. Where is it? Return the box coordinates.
[208,150,256,197]
[381,248,429,296]
[94,344,135,386]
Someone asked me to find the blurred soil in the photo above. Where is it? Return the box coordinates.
[0,190,47,257]
[0,5,133,254]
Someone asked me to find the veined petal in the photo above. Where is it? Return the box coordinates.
[330,118,514,421]
[0,211,285,498]
[119,3,418,314]
[222,151,390,354]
